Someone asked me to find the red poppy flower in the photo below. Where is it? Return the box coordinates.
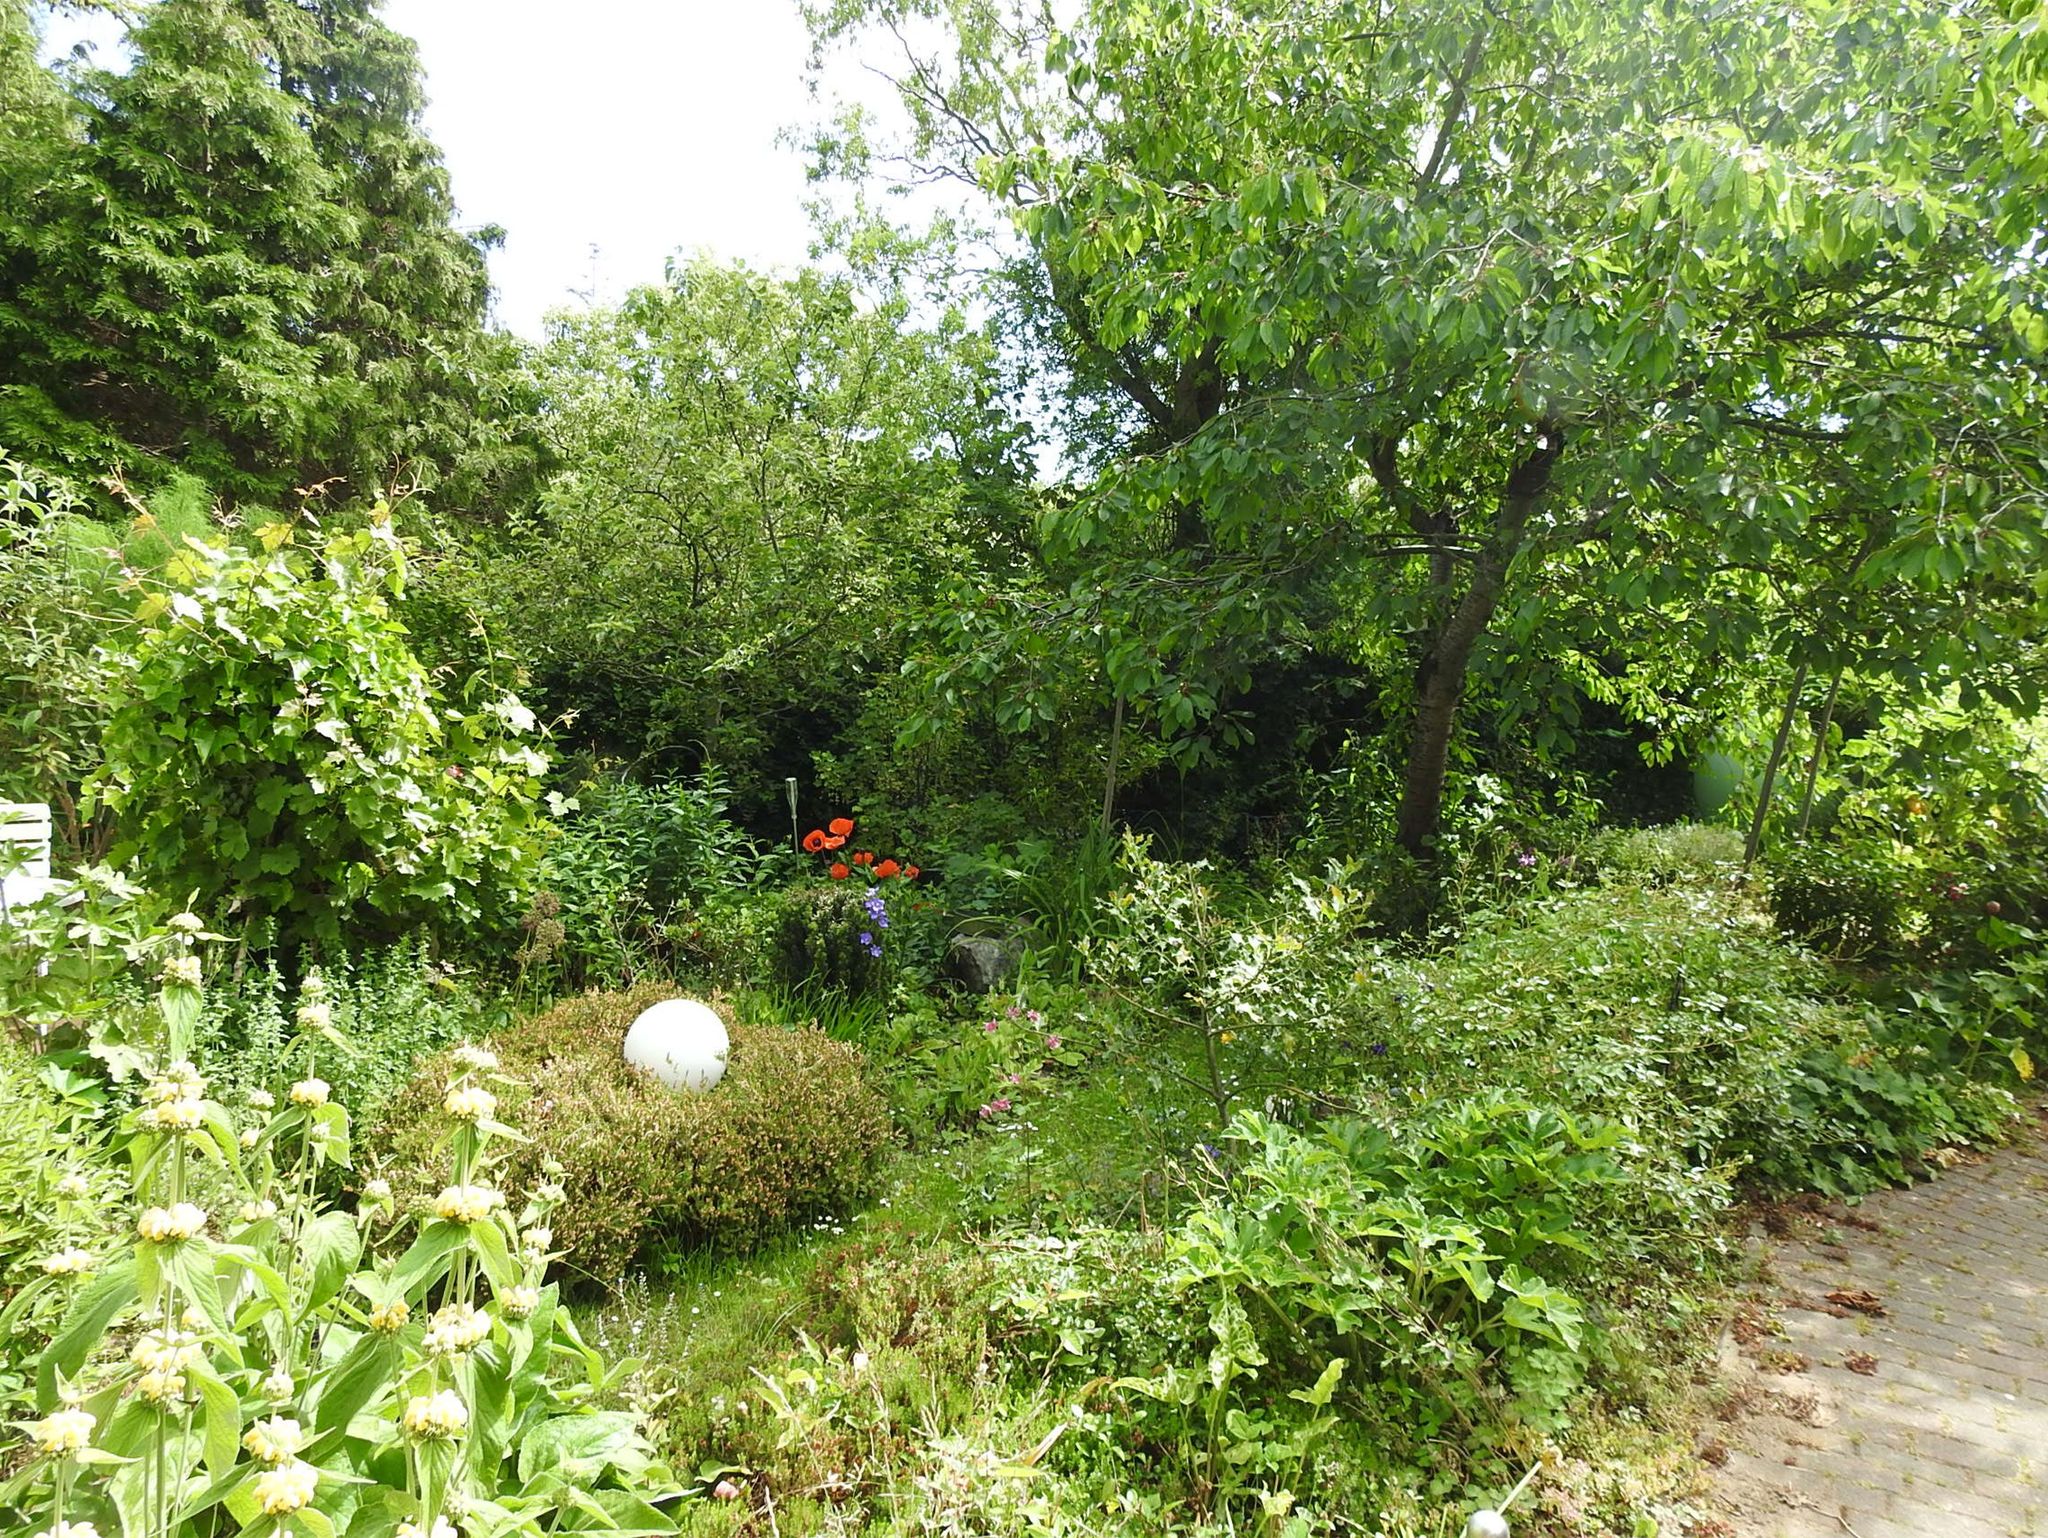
[822,834,846,850]
[904,865,920,880]
[801,829,827,853]
[829,862,850,880]
[828,816,855,837]
[875,859,901,879]
[853,851,874,866]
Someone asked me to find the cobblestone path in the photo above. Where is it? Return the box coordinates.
[1706,1135,2048,1538]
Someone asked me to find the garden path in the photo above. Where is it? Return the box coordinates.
[1705,1121,2048,1538]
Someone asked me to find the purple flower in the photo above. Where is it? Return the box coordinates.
[859,931,873,946]
[1516,850,1538,869]
[1371,1042,1388,1056]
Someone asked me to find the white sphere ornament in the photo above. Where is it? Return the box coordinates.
[1464,1512,1511,1538]
[622,998,729,1092]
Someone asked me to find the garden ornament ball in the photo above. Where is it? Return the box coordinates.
[1464,1513,1511,1538]
[623,997,729,1092]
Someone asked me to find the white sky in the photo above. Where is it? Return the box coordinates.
[384,0,827,337]
[41,0,913,340]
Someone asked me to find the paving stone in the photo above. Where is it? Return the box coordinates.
[1706,1136,2048,1538]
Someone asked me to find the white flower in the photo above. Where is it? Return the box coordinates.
[135,1370,186,1405]
[136,1203,207,1243]
[300,970,329,1000]
[239,1128,261,1149]
[40,1247,95,1277]
[248,1088,277,1110]
[396,1518,459,1538]
[160,954,203,988]
[433,1185,504,1224]
[238,1199,279,1224]
[262,1369,294,1400]
[29,1408,94,1454]
[533,1180,566,1204]
[138,1098,204,1133]
[500,1285,540,1319]
[254,1458,318,1515]
[295,1000,332,1033]
[452,1044,500,1071]
[168,911,206,934]
[288,1078,330,1107]
[242,1416,305,1465]
[424,1301,491,1356]
[130,1329,203,1373]
[441,1084,496,1122]
[145,1062,205,1101]
[34,1521,102,1538]
[523,1226,553,1253]
[362,1178,393,1203]
[402,1390,469,1439]
[368,1300,410,1333]
[55,1173,90,1200]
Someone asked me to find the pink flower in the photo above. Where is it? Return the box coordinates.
[983,1021,999,1034]
[992,1097,1012,1113]
[1006,1073,1022,1084]
[977,1104,993,1120]
[1045,1034,1062,1051]
[713,1479,742,1501]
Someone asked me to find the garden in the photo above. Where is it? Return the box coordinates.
[2,2,2047,1537]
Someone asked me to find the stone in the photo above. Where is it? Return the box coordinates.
[945,932,1024,993]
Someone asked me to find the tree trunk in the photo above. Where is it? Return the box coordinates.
[1795,665,1845,837]
[1100,692,1125,837]
[1744,662,1810,865]
[1392,427,1563,859]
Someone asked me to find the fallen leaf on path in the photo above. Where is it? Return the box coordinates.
[1824,1288,1887,1317]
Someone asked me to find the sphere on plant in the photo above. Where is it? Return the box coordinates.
[623,997,730,1092]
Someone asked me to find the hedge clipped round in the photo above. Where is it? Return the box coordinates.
[375,983,893,1284]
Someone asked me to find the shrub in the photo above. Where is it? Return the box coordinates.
[0,925,681,1538]
[189,936,501,1138]
[1766,837,1915,959]
[375,985,894,1282]
[89,511,548,949]
[1587,822,1745,886]
[0,1034,123,1418]
[767,885,888,995]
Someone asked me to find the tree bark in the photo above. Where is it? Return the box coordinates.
[1795,665,1845,836]
[1100,692,1125,837]
[1744,662,1811,865]
[1392,426,1563,859]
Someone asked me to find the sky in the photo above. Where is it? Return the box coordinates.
[42,0,903,339]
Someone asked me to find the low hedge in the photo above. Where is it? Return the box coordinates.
[374,983,893,1284]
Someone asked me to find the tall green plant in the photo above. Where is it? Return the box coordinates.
[90,511,547,950]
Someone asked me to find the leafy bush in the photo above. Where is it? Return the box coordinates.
[0,923,682,1538]
[1587,822,1745,886]
[189,937,503,1139]
[89,511,548,949]
[766,885,889,995]
[1766,837,1915,959]
[995,1095,1635,1525]
[526,772,769,991]
[376,985,894,1282]
[0,1034,123,1418]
